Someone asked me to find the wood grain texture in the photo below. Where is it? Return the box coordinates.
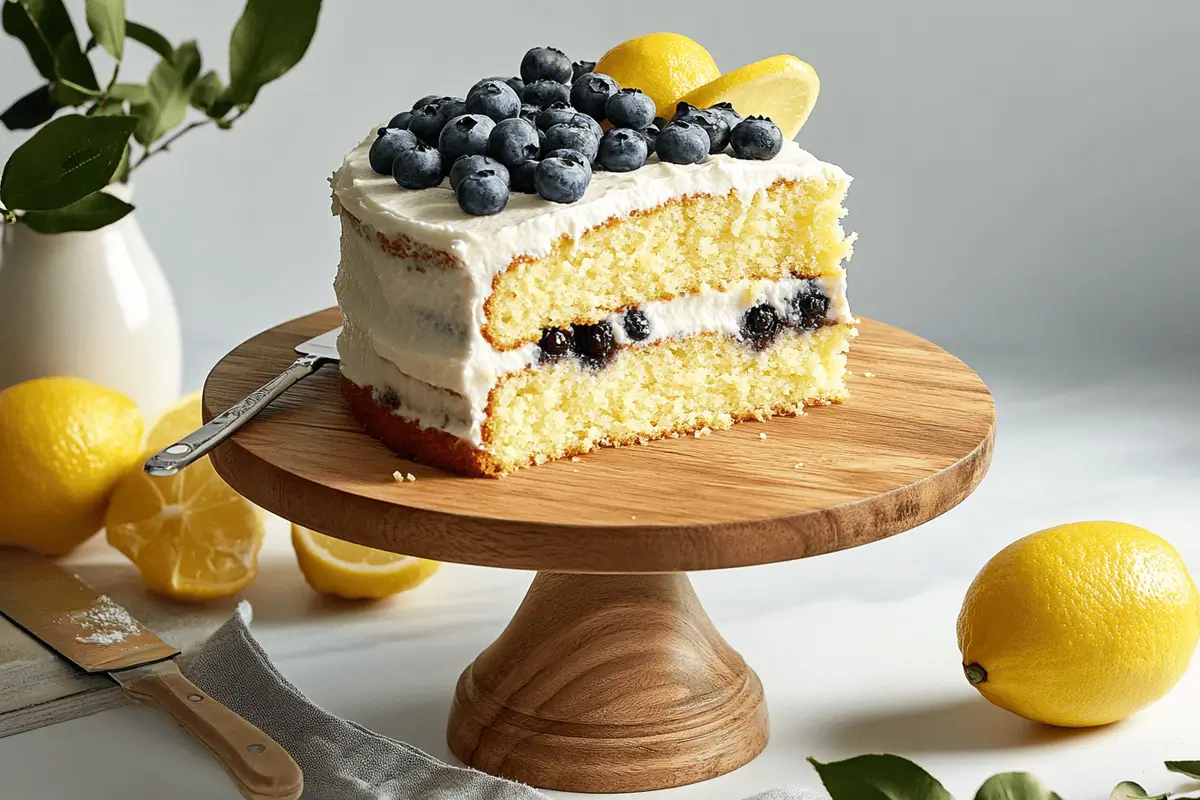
[205,308,996,573]
[117,661,303,800]
[447,572,768,792]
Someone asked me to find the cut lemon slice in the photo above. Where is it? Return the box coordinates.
[291,524,440,600]
[678,55,820,141]
[144,391,203,453]
[106,456,264,602]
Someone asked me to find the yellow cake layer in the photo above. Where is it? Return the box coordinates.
[484,175,853,350]
[482,323,854,473]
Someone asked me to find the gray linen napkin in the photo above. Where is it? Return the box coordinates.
[184,604,827,800]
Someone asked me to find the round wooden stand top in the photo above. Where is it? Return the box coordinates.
[205,309,995,573]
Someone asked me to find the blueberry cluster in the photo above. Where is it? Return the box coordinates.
[367,46,789,216]
[538,319,617,369]
[739,281,831,351]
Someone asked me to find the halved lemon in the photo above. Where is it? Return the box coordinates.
[595,33,721,120]
[291,524,440,600]
[106,456,265,602]
[678,54,820,140]
[144,391,202,453]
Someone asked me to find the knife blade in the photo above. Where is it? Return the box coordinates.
[0,548,303,800]
[144,326,341,477]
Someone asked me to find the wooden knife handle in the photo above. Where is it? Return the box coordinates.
[118,660,303,800]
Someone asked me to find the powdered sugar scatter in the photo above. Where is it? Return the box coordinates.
[68,595,142,646]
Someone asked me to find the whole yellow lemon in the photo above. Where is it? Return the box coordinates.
[595,33,721,119]
[0,377,144,555]
[958,521,1200,727]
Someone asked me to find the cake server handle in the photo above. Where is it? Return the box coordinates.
[144,353,332,477]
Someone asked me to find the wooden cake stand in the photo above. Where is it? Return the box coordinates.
[205,308,995,794]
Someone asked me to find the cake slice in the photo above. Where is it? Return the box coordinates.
[331,134,854,477]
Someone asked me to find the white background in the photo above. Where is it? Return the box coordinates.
[2,1,1199,798]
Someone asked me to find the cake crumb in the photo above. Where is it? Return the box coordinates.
[793,462,805,469]
[759,432,768,440]
[392,471,404,483]
[570,456,581,463]
[405,472,417,482]
[863,371,875,378]
[630,515,637,520]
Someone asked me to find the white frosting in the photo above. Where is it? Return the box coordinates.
[331,131,854,449]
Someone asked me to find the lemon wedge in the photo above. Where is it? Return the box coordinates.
[679,55,820,140]
[291,524,440,600]
[106,456,265,602]
[144,390,203,453]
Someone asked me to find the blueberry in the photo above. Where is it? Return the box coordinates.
[520,46,573,85]
[788,282,830,331]
[387,111,413,130]
[688,108,731,154]
[392,144,443,189]
[596,128,648,172]
[543,148,591,179]
[438,114,496,163]
[653,115,668,129]
[573,322,614,367]
[519,103,541,122]
[741,303,780,349]
[412,94,442,111]
[369,127,419,175]
[537,128,547,156]
[457,172,509,216]
[506,76,525,95]
[487,118,540,167]
[570,73,618,121]
[671,102,701,123]
[535,102,578,132]
[605,88,656,130]
[638,123,660,155]
[572,60,597,82]
[534,156,590,203]
[654,120,709,164]
[449,155,509,192]
[544,122,599,163]
[622,309,651,341]
[521,79,571,109]
[510,159,540,194]
[408,103,448,146]
[466,79,521,122]
[707,101,742,132]
[572,112,604,142]
[730,116,783,160]
[538,327,572,361]
[436,97,467,122]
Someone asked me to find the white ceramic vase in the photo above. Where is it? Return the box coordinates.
[0,194,182,421]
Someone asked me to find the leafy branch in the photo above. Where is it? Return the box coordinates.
[0,0,321,234]
[807,754,1200,800]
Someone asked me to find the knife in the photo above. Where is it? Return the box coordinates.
[0,547,303,800]
[144,327,341,477]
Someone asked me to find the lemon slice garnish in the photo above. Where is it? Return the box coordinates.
[679,55,820,140]
[291,524,440,600]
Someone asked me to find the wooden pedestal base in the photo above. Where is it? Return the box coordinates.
[446,573,769,793]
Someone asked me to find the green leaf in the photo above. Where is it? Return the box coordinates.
[132,56,193,146]
[52,32,100,104]
[108,82,145,104]
[110,141,130,182]
[189,70,224,114]
[21,190,133,233]
[124,19,171,59]
[1111,781,1169,800]
[976,773,1059,800]
[91,96,124,116]
[1167,762,1200,780]
[84,0,123,61]
[1,84,59,129]
[2,0,75,80]
[225,0,320,106]
[172,39,202,84]
[0,113,136,210]
[808,755,953,800]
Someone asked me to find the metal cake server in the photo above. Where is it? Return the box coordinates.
[144,327,341,477]
[0,547,304,800]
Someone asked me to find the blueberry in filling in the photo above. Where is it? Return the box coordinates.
[622,309,651,341]
[573,322,615,367]
[789,282,830,331]
[538,327,572,361]
[742,303,781,350]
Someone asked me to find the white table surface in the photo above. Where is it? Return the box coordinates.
[2,345,1198,799]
